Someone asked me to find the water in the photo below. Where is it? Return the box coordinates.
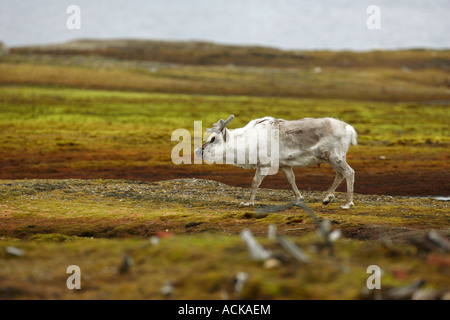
[411,196,450,201]
[433,197,450,201]
[0,0,449,50]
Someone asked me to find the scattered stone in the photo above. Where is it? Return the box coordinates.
[263,258,282,269]
[150,236,160,246]
[401,66,412,73]
[161,280,174,297]
[329,229,342,242]
[5,246,24,257]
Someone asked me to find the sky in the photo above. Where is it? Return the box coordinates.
[0,0,449,50]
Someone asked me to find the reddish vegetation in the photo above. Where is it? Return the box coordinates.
[1,149,448,197]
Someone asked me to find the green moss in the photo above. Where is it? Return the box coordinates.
[28,233,78,242]
[0,48,448,300]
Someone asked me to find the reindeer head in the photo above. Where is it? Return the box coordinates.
[195,115,234,161]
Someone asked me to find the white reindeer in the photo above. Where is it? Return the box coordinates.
[195,115,357,209]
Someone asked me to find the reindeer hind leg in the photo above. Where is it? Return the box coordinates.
[323,171,344,205]
[327,157,355,209]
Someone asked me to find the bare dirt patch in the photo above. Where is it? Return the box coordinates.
[1,150,449,197]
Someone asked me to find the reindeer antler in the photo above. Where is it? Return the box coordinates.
[206,115,235,133]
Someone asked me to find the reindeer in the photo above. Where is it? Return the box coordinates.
[195,115,357,209]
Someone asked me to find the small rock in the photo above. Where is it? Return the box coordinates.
[401,66,411,73]
[161,280,174,296]
[150,236,160,246]
[329,229,342,242]
[6,246,24,257]
[263,258,282,269]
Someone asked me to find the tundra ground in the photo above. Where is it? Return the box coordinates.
[0,41,449,299]
[1,178,449,299]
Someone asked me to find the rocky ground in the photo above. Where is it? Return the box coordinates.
[0,178,448,299]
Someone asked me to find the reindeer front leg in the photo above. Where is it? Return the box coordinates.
[240,167,266,206]
[281,166,304,204]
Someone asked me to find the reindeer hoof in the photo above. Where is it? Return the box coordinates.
[340,202,354,209]
[322,194,335,205]
[239,201,254,207]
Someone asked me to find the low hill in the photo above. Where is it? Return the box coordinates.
[11,38,450,69]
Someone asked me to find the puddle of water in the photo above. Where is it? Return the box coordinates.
[432,196,450,201]
[410,196,450,201]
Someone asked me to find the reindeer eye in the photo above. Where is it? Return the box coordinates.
[211,137,216,143]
